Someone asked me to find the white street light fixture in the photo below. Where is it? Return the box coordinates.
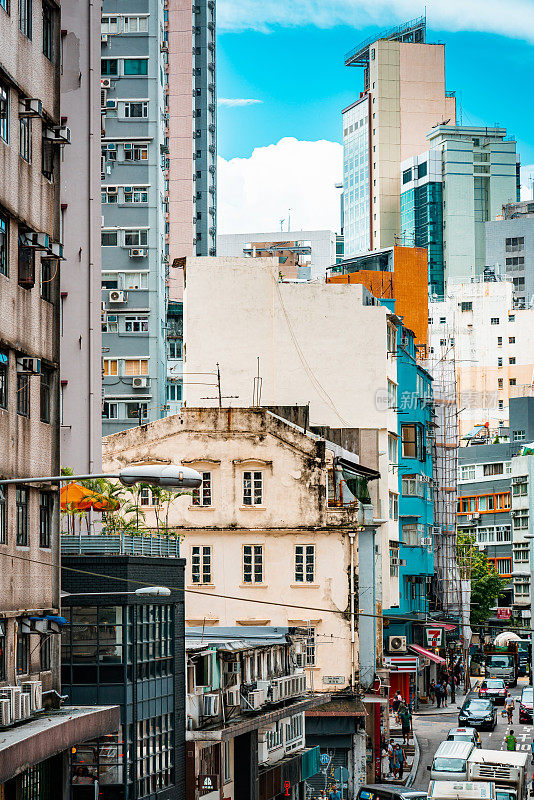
[61,586,172,598]
[0,464,202,489]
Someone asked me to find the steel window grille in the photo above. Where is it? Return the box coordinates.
[136,714,174,797]
[16,488,29,545]
[305,629,315,666]
[243,471,262,505]
[19,116,31,162]
[17,373,30,417]
[19,0,31,38]
[16,629,29,673]
[295,545,315,583]
[41,258,55,302]
[39,492,53,548]
[135,604,173,679]
[40,635,51,670]
[243,544,263,583]
[18,236,36,288]
[192,472,211,506]
[191,546,212,584]
[40,367,52,422]
[42,2,54,60]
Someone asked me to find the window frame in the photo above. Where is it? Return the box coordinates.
[19,0,32,38]
[0,80,8,143]
[17,372,30,417]
[16,487,29,546]
[191,545,212,585]
[242,544,263,584]
[192,472,212,507]
[39,491,53,548]
[19,115,31,162]
[0,348,7,409]
[16,629,29,675]
[294,544,315,584]
[243,470,263,506]
[40,366,52,423]
[0,487,6,544]
[42,1,54,60]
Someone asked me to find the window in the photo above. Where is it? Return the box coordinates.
[124,229,148,247]
[123,186,148,204]
[0,80,8,143]
[506,236,524,252]
[40,636,51,671]
[388,434,397,463]
[19,116,31,162]
[40,366,52,423]
[191,546,212,584]
[222,740,232,784]
[509,337,516,344]
[101,231,118,247]
[102,401,118,419]
[295,545,315,583]
[513,543,530,562]
[125,402,147,420]
[513,430,526,442]
[460,302,472,312]
[389,492,398,520]
[513,479,528,497]
[460,465,475,481]
[495,493,511,510]
[243,471,263,506]
[136,714,173,797]
[498,400,504,410]
[16,630,29,674]
[124,144,148,162]
[490,318,499,325]
[123,15,149,32]
[18,234,35,288]
[492,558,512,576]
[390,543,399,577]
[0,212,7,276]
[123,59,148,75]
[125,316,148,333]
[417,161,427,179]
[402,476,424,497]
[101,187,118,204]
[17,372,30,416]
[457,497,473,514]
[0,348,7,409]
[439,316,446,324]
[305,628,315,666]
[19,0,31,37]
[168,340,182,359]
[497,357,503,367]
[42,2,54,60]
[509,314,515,322]
[41,257,55,302]
[401,423,424,460]
[123,101,148,118]
[387,325,396,354]
[166,382,182,402]
[402,524,419,547]
[0,487,5,544]
[101,58,118,76]
[41,137,55,180]
[402,168,412,185]
[513,510,529,530]
[267,721,283,751]
[498,378,503,389]
[483,463,503,476]
[192,472,211,507]
[101,15,120,34]
[124,358,148,376]
[39,492,53,548]
[477,495,494,512]
[103,359,118,376]
[388,380,397,409]
[0,622,5,682]
[514,577,530,596]
[497,337,502,346]
[243,544,263,583]
[509,357,516,365]
[16,488,28,546]
[510,378,517,386]
[123,272,148,290]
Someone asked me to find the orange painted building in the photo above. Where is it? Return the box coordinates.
[327,245,428,347]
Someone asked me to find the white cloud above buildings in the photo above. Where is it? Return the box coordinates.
[218,98,263,107]
[217,137,343,234]
[218,0,534,41]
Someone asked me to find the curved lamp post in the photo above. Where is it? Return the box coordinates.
[0,464,202,489]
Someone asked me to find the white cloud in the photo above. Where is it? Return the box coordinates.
[218,98,263,107]
[217,137,342,234]
[520,165,534,201]
[218,0,534,42]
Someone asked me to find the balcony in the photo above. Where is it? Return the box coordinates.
[61,533,180,558]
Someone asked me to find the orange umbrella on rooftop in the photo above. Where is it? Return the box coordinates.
[60,482,120,512]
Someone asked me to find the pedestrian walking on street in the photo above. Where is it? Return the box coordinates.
[329,783,341,800]
[392,692,402,715]
[435,682,443,708]
[506,730,517,751]
[429,680,436,705]
[393,744,406,780]
[505,693,515,724]
[398,703,412,745]
[388,739,395,777]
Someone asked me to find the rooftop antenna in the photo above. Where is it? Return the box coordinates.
[280,218,285,231]
[199,362,239,407]
[253,357,263,407]
[287,209,291,232]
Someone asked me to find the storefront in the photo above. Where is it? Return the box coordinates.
[384,655,418,707]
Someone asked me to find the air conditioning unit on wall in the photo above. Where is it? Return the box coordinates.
[388,635,407,653]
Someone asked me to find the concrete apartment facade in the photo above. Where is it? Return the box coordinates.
[486,202,534,308]
[181,255,401,604]
[217,230,338,281]
[401,126,518,293]
[342,17,456,258]
[511,453,534,619]
[167,0,216,262]
[429,280,534,436]
[60,0,102,473]
[102,407,391,792]
[0,1,119,792]
[100,1,168,434]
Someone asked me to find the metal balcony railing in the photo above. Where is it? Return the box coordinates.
[61,533,180,558]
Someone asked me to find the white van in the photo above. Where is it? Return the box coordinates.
[428,781,496,800]
[429,741,475,782]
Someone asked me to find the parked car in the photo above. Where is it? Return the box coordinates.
[478,678,507,705]
[356,786,427,800]
[446,727,482,748]
[519,686,533,724]
[458,698,497,730]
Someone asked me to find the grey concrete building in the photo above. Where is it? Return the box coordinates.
[486,202,534,309]
[60,0,102,473]
[0,0,119,792]
[100,2,168,434]
[167,0,216,262]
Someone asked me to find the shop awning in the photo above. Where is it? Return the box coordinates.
[425,622,456,631]
[408,644,446,665]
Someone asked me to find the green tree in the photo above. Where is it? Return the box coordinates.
[457,532,507,626]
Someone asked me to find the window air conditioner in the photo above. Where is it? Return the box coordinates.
[17,357,41,374]
[107,142,116,151]
[109,290,125,303]
[124,186,133,193]
[106,186,118,194]
[0,698,11,726]
[246,689,265,710]
[19,693,31,720]
[22,681,43,712]
[19,98,43,117]
[101,33,108,43]
[129,249,147,258]
[202,693,219,717]
[132,376,148,389]
[224,661,240,674]
[101,78,111,89]
[225,687,240,706]
[107,314,117,323]
[388,635,407,653]
[106,99,118,110]
[420,537,433,547]
[0,688,21,721]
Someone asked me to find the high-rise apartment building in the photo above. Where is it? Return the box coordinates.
[168,0,217,260]
[486,201,534,308]
[0,1,119,791]
[60,0,102,473]
[401,126,519,291]
[100,2,168,434]
[342,16,456,259]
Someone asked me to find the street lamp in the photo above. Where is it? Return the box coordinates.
[61,586,172,598]
[0,463,202,489]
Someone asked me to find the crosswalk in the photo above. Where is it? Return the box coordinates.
[492,726,533,751]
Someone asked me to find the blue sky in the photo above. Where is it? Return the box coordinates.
[215,3,534,234]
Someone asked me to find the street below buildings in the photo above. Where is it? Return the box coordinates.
[412,678,533,791]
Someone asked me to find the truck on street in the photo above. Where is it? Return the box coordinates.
[467,749,528,800]
[428,781,495,800]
